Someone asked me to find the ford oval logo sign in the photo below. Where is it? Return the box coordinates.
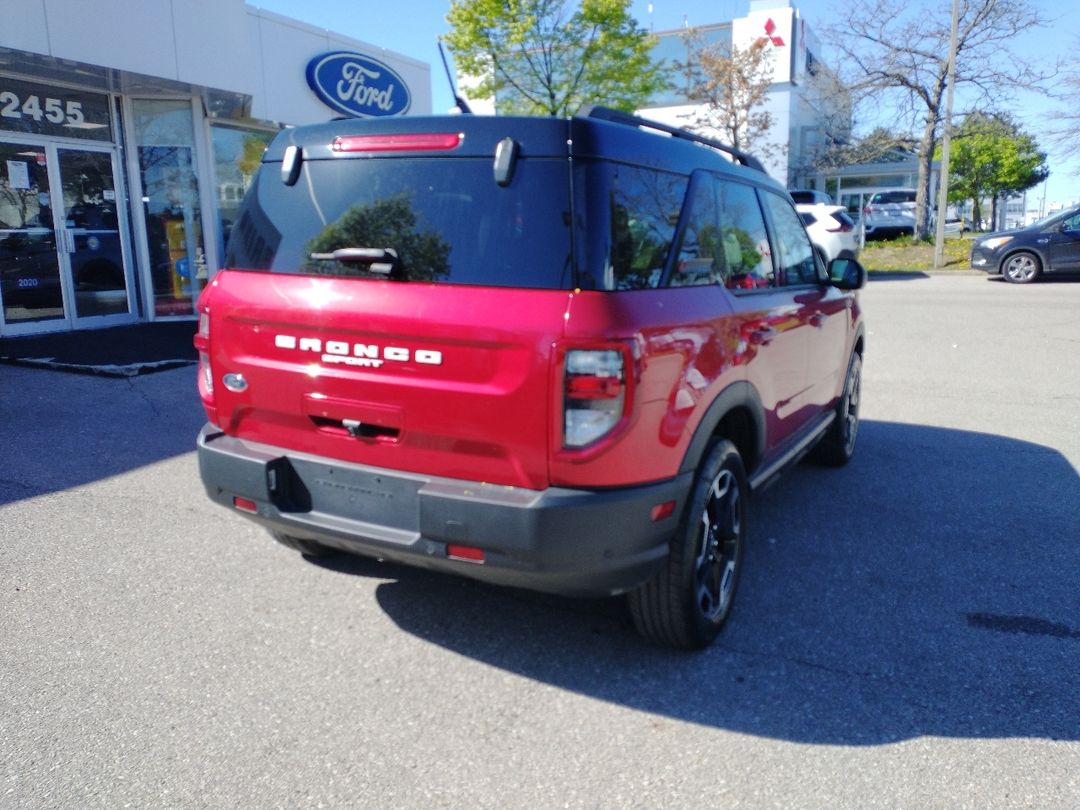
[305,51,411,118]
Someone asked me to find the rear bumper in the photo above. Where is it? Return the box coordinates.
[197,425,692,597]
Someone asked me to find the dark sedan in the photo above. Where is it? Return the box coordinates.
[970,204,1080,283]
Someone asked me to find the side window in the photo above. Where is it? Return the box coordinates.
[1062,213,1080,232]
[761,191,819,286]
[608,165,686,290]
[671,173,723,287]
[717,179,774,290]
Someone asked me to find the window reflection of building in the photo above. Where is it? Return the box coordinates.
[211,125,274,267]
[132,99,205,317]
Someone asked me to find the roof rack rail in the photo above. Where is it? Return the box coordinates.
[579,105,767,174]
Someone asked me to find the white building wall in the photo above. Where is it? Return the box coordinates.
[174,0,258,96]
[0,0,431,123]
[246,7,432,124]
[639,1,830,188]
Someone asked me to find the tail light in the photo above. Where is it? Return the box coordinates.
[194,308,213,401]
[826,213,855,233]
[563,349,626,448]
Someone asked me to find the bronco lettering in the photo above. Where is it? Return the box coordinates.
[274,334,442,365]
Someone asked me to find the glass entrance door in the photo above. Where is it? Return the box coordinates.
[0,139,133,334]
[0,141,64,327]
[57,147,131,320]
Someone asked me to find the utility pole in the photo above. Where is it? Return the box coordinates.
[933,0,960,268]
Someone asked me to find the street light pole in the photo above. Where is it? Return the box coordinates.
[934,0,960,268]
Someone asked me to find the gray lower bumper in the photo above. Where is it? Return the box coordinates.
[197,425,692,597]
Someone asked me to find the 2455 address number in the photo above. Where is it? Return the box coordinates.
[0,92,85,125]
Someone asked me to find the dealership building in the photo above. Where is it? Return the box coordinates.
[1,0,430,336]
[640,0,839,192]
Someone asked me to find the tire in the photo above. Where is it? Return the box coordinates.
[1002,251,1040,283]
[629,439,747,650]
[269,530,332,557]
[812,351,862,466]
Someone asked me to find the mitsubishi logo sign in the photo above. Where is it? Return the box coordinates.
[757,18,786,48]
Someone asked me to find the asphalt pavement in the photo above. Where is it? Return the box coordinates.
[1,274,1078,809]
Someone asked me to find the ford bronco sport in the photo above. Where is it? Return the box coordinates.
[195,107,866,649]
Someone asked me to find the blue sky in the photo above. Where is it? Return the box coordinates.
[253,0,1076,206]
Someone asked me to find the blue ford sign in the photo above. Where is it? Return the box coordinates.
[305,51,411,118]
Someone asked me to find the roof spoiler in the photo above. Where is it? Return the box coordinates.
[579,105,767,174]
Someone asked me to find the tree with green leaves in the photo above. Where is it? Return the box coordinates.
[821,0,1053,241]
[940,113,1048,230]
[443,0,668,116]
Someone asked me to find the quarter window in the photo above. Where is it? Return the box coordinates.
[761,191,819,286]
[607,165,686,290]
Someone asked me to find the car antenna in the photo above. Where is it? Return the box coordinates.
[438,41,472,114]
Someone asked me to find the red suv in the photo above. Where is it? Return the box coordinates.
[195,108,866,649]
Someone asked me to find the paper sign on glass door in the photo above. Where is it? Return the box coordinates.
[6,160,30,189]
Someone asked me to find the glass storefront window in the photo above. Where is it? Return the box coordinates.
[210,125,274,267]
[132,99,205,317]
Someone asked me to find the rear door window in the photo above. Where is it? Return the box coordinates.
[226,158,574,289]
[671,173,723,287]
[716,179,773,289]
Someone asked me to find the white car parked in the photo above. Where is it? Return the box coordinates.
[796,203,860,265]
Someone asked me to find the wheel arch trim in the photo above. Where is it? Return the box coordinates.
[678,381,765,478]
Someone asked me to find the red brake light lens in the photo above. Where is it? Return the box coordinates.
[332,133,464,153]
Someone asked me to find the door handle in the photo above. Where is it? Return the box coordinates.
[56,228,75,253]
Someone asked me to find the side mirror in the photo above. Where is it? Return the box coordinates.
[828,257,867,290]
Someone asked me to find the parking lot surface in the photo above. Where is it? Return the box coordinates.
[2,274,1078,809]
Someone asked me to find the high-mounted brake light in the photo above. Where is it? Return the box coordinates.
[332,133,464,153]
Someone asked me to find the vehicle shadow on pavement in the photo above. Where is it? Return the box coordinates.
[313,419,1080,745]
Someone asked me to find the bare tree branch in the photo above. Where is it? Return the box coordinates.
[821,0,1055,239]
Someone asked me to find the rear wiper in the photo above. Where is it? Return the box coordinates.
[309,247,399,275]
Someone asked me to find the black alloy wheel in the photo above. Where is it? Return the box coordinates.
[629,439,747,650]
[813,351,862,466]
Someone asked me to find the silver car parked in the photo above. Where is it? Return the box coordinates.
[864,189,916,237]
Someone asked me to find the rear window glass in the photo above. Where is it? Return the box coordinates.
[226,157,574,289]
[870,190,916,204]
